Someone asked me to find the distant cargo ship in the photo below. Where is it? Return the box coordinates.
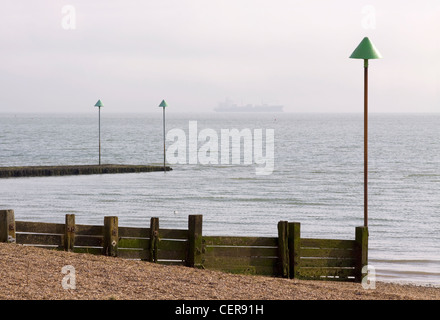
[214,100,283,113]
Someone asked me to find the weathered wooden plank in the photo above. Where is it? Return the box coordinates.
[119,226,150,238]
[64,214,75,251]
[118,248,149,260]
[157,260,186,266]
[301,238,357,250]
[74,235,103,247]
[16,221,64,235]
[278,221,289,278]
[204,264,276,276]
[158,249,186,261]
[298,267,357,279]
[300,258,357,268]
[156,238,187,260]
[187,215,203,268]
[204,256,278,268]
[0,209,16,243]
[159,228,188,240]
[204,246,278,258]
[158,239,187,251]
[203,236,278,247]
[75,224,103,236]
[288,222,301,279]
[203,256,278,275]
[150,217,159,262]
[72,247,103,255]
[16,233,63,246]
[355,226,368,282]
[118,237,150,249]
[103,216,118,257]
[300,248,356,259]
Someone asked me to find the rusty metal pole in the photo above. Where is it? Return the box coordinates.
[364,59,368,227]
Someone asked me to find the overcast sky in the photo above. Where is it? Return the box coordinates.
[0,0,439,113]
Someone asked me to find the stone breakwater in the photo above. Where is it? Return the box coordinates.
[0,164,172,178]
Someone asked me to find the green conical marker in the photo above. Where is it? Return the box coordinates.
[350,37,382,228]
[94,99,104,107]
[350,37,382,62]
[159,100,168,108]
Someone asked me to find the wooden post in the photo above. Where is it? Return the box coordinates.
[288,222,301,279]
[277,221,289,278]
[355,226,369,282]
[103,216,118,257]
[64,214,75,251]
[149,217,159,263]
[187,215,203,268]
[0,209,16,243]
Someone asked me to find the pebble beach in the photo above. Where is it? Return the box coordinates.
[0,242,439,300]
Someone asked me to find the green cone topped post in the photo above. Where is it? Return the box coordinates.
[94,99,104,165]
[158,100,168,172]
[350,37,382,228]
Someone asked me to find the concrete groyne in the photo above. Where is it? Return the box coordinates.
[0,164,171,178]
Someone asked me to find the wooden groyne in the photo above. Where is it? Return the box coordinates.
[0,210,369,282]
[0,164,172,178]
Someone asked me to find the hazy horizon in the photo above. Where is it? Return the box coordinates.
[1,110,438,115]
[1,1,439,113]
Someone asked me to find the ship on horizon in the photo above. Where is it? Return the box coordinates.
[214,99,283,113]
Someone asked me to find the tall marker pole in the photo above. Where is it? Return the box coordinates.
[364,60,368,228]
[350,37,382,227]
[158,100,168,172]
[94,99,104,165]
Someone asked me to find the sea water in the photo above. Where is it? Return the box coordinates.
[0,112,439,286]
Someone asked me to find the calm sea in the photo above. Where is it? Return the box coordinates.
[0,112,439,287]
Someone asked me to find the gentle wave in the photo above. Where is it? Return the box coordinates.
[370,259,440,264]
[406,174,440,178]
[377,269,440,276]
